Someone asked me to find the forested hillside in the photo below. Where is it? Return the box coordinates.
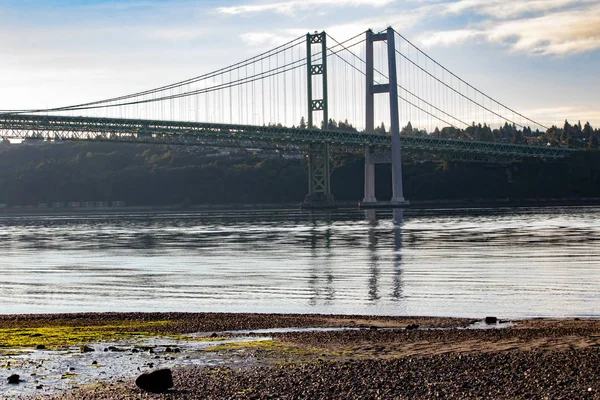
[0,141,599,206]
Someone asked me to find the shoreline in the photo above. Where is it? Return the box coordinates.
[0,197,599,218]
[2,312,599,399]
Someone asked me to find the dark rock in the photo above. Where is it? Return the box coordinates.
[574,318,581,321]
[406,324,419,330]
[172,347,181,353]
[36,385,43,389]
[7,374,20,384]
[80,345,95,353]
[210,333,218,338]
[91,361,98,365]
[135,369,173,394]
[485,316,498,324]
[131,348,139,353]
[165,347,173,353]
[35,344,46,350]
[369,326,378,331]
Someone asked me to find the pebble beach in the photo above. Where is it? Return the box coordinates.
[1,313,599,399]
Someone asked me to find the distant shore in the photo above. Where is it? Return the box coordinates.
[1,312,598,399]
[1,197,600,217]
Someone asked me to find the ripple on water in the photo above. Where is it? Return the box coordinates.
[1,207,600,318]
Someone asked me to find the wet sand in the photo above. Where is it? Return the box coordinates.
[1,313,599,399]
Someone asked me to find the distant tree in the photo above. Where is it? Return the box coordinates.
[374,122,386,135]
[583,122,593,139]
[433,127,440,138]
[561,120,571,141]
[299,117,307,129]
[589,131,599,149]
[338,119,357,132]
[401,122,413,136]
[511,129,526,145]
[327,118,338,130]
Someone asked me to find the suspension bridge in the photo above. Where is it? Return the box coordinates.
[0,27,575,208]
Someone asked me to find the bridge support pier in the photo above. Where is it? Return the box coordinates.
[359,27,409,209]
[302,143,336,209]
[363,146,377,204]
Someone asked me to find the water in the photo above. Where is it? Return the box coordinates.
[1,206,599,318]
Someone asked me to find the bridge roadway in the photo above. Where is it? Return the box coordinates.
[0,114,575,162]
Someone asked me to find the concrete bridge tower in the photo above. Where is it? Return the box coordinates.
[362,27,409,208]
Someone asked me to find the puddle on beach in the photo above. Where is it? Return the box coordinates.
[0,336,269,399]
[188,321,514,336]
[1,321,512,398]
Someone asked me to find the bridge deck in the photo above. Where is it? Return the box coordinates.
[0,114,574,161]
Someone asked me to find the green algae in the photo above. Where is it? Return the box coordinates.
[205,339,284,352]
[205,339,319,361]
[0,320,172,349]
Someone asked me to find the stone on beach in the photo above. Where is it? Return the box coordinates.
[135,368,173,393]
[7,374,20,384]
[485,316,498,324]
[80,345,95,353]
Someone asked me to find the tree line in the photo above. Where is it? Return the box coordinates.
[305,117,600,149]
[1,138,600,207]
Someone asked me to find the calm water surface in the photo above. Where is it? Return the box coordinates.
[1,207,599,318]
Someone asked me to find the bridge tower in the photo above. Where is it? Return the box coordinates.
[302,31,336,209]
[362,27,409,208]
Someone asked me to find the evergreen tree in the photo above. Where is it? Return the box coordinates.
[299,117,307,129]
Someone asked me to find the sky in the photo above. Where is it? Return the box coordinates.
[0,0,599,128]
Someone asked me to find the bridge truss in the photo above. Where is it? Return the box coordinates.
[0,114,574,163]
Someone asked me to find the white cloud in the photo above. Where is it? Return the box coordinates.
[218,0,394,16]
[525,106,600,126]
[417,2,600,56]
[488,5,600,55]
[238,5,436,49]
[418,29,481,47]
[443,0,596,19]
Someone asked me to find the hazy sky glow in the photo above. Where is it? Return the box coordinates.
[0,0,599,127]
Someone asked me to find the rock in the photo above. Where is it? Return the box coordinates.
[7,374,20,384]
[210,332,218,338]
[135,369,173,394]
[80,345,95,353]
[406,324,419,330]
[36,344,46,350]
[485,316,498,324]
[91,361,98,365]
[36,385,43,389]
[369,326,379,331]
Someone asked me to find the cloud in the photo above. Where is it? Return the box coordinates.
[525,106,600,126]
[238,5,436,49]
[443,0,596,19]
[218,0,393,16]
[486,6,600,55]
[417,2,600,56]
[418,29,481,47]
